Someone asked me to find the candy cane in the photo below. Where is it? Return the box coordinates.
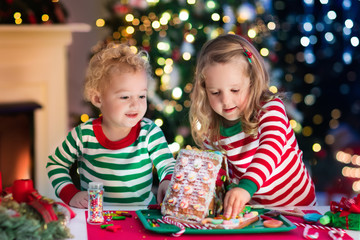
[158,217,186,237]
[294,223,346,234]
[328,229,344,240]
[303,225,319,239]
[181,222,209,230]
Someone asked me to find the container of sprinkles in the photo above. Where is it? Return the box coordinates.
[87,182,104,224]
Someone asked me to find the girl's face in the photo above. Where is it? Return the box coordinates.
[99,69,148,131]
[204,59,250,126]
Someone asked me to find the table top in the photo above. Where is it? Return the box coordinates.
[67,205,359,240]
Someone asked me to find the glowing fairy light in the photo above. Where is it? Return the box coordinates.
[125,14,134,22]
[353,181,360,192]
[211,13,220,21]
[350,37,359,47]
[80,114,90,123]
[96,18,105,27]
[303,22,313,32]
[154,118,164,127]
[152,20,160,29]
[13,12,21,19]
[179,9,189,21]
[157,41,170,51]
[172,87,183,100]
[15,18,22,24]
[164,64,173,74]
[185,34,195,43]
[206,1,216,9]
[327,10,337,20]
[165,58,173,65]
[42,14,49,22]
[165,105,174,115]
[300,36,310,47]
[160,12,171,25]
[269,86,278,94]
[302,126,313,137]
[182,52,191,61]
[260,48,269,57]
[126,26,135,34]
[237,3,256,22]
[157,57,166,66]
[130,46,138,54]
[175,135,184,145]
[312,143,321,152]
[267,22,276,30]
[169,142,181,153]
[344,19,353,29]
[248,29,257,38]
[155,68,163,76]
[290,119,302,133]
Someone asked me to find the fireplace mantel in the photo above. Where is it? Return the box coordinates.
[0,24,90,199]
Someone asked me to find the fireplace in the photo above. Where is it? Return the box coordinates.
[0,24,90,199]
[0,102,41,188]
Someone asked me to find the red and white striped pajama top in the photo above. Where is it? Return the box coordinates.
[205,98,317,206]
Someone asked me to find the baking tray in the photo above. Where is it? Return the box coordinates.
[136,209,296,234]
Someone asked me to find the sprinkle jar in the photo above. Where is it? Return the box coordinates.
[87,182,104,224]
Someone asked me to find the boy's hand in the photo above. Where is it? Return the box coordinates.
[69,191,88,208]
[157,180,170,204]
[223,187,251,219]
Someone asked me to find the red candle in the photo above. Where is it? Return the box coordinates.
[12,179,34,203]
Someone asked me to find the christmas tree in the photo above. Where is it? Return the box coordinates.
[92,0,360,197]
[93,0,279,152]
[0,0,67,24]
[272,0,360,196]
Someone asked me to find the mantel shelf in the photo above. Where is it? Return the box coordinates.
[0,22,90,199]
[0,23,91,33]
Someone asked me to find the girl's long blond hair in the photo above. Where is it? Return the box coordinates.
[189,34,276,149]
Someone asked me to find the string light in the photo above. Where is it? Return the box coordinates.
[41,14,49,22]
[172,87,183,100]
[154,118,164,127]
[211,13,220,21]
[312,143,321,152]
[96,18,105,27]
[80,114,90,123]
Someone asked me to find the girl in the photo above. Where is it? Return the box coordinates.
[189,34,316,219]
[47,43,175,208]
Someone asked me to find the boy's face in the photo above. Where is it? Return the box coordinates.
[204,59,250,127]
[99,69,148,130]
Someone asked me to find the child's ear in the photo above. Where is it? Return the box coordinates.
[90,91,102,108]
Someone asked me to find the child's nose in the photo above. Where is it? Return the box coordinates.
[129,98,139,108]
[220,93,230,105]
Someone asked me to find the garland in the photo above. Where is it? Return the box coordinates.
[0,196,73,240]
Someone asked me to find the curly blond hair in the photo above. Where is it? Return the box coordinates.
[189,34,276,149]
[84,42,152,103]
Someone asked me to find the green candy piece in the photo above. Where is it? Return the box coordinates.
[100,224,113,229]
[112,216,126,220]
[211,219,224,225]
[319,215,331,225]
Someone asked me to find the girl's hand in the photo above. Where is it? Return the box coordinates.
[223,187,251,219]
[157,180,170,204]
[69,191,88,208]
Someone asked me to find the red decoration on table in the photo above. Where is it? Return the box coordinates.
[330,194,360,217]
[12,179,34,203]
[8,179,75,223]
[329,194,360,230]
